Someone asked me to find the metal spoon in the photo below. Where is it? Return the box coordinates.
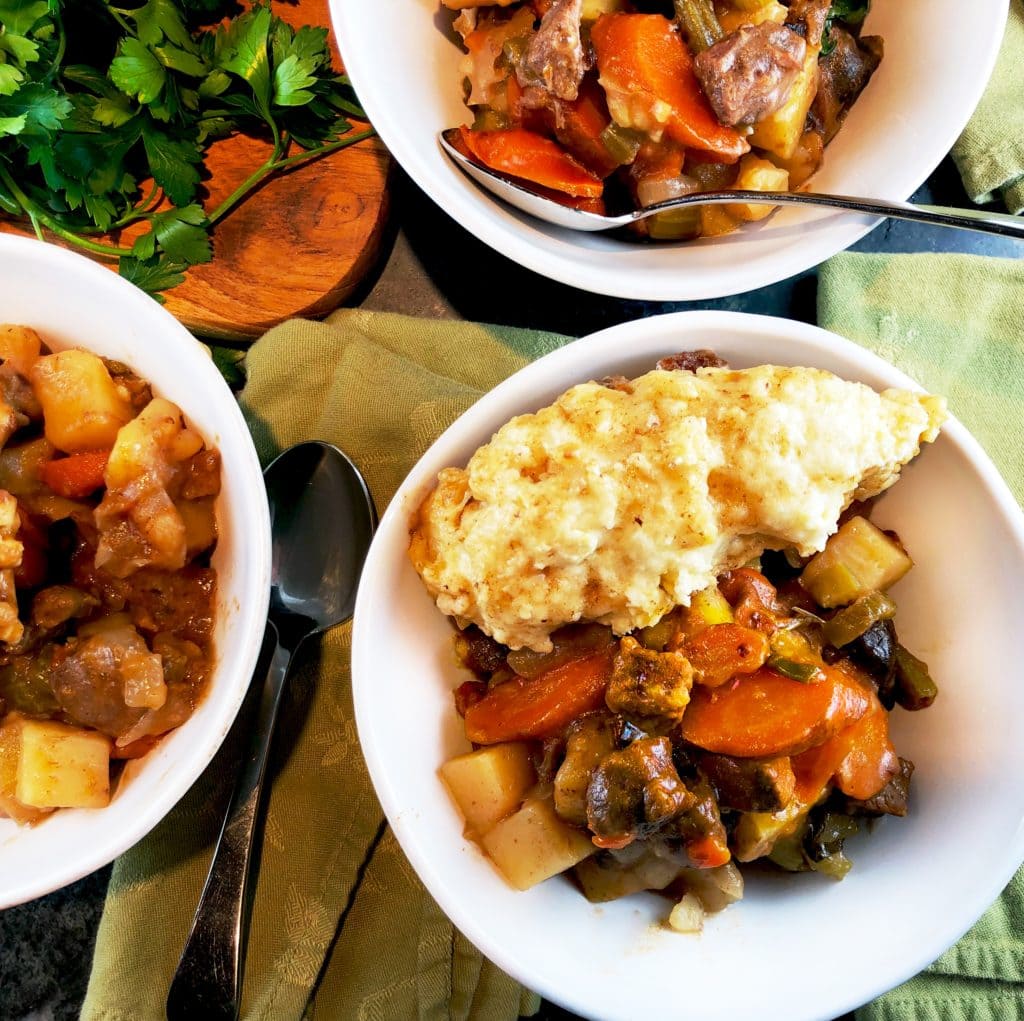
[166,441,377,1021]
[439,131,1024,240]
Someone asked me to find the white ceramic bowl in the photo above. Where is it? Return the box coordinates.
[333,0,1007,301]
[0,235,271,908]
[353,310,1024,1021]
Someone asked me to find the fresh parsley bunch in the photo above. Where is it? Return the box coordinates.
[0,0,372,299]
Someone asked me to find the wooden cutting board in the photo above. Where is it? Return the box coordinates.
[0,0,391,343]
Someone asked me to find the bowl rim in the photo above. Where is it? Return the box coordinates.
[332,0,1010,301]
[0,234,272,908]
[352,309,1024,1020]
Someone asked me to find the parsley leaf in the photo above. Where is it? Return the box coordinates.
[110,37,167,104]
[0,0,375,302]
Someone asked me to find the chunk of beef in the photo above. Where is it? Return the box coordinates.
[605,636,692,731]
[554,712,618,826]
[454,625,508,677]
[656,350,728,373]
[517,0,586,102]
[693,23,806,127]
[672,774,731,867]
[586,736,694,848]
[785,0,831,48]
[698,752,796,813]
[845,757,914,817]
[809,27,883,142]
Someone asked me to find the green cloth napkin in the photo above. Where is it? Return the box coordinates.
[81,312,570,1021]
[83,253,1024,1021]
[951,0,1024,214]
[819,252,1024,1021]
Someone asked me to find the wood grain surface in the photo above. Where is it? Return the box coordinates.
[0,0,391,343]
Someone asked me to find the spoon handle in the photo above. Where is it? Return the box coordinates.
[699,191,1024,239]
[166,623,293,1021]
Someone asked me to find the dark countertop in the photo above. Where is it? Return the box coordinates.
[0,156,1019,1021]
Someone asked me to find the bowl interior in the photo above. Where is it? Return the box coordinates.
[353,310,1024,1021]
[0,236,271,908]
[334,0,1008,301]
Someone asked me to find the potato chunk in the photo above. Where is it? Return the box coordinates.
[29,350,133,453]
[0,324,42,377]
[440,742,536,837]
[748,44,820,159]
[481,797,595,890]
[0,717,51,824]
[16,719,111,809]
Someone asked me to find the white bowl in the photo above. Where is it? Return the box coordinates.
[353,310,1024,1021]
[333,0,1007,301]
[0,235,271,908]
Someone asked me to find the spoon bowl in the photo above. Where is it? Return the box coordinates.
[167,441,377,1021]
[439,132,1024,241]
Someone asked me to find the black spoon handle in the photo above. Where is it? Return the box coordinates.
[166,623,293,1021]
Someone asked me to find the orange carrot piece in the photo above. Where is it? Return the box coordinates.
[680,666,871,758]
[590,13,749,163]
[458,126,604,198]
[464,649,615,744]
[39,448,110,498]
[683,622,770,688]
[686,832,732,868]
[793,691,899,802]
[550,76,621,178]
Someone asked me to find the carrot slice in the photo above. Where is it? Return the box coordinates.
[590,13,749,163]
[39,448,110,498]
[793,691,899,802]
[464,649,615,744]
[680,665,871,758]
[458,126,604,198]
[683,622,770,688]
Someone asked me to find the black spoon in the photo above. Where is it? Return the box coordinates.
[166,441,377,1021]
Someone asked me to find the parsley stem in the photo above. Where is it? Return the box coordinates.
[0,165,131,260]
[206,128,376,227]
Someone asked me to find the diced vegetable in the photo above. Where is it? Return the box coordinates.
[700,203,740,237]
[16,719,111,809]
[667,891,705,932]
[767,628,825,683]
[29,350,133,454]
[680,665,871,757]
[440,742,536,837]
[673,0,724,53]
[39,449,111,499]
[894,644,938,711]
[481,797,595,889]
[678,860,744,912]
[747,43,820,160]
[0,717,51,825]
[800,516,913,608]
[457,126,604,198]
[732,799,807,862]
[463,649,615,743]
[506,623,613,679]
[822,590,897,647]
[767,128,824,188]
[717,0,786,32]
[726,154,790,222]
[590,14,748,161]
[582,0,626,20]
[575,845,682,901]
[674,582,734,642]
[683,622,770,687]
[0,325,42,377]
[793,690,898,801]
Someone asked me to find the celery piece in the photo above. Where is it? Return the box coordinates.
[767,656,822,683]
[674,0,725,53]
[800,516,913,609]
[822,590,897,648]
[599,123,643,167]
[646,206,703,240]
[894,644,938,711]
